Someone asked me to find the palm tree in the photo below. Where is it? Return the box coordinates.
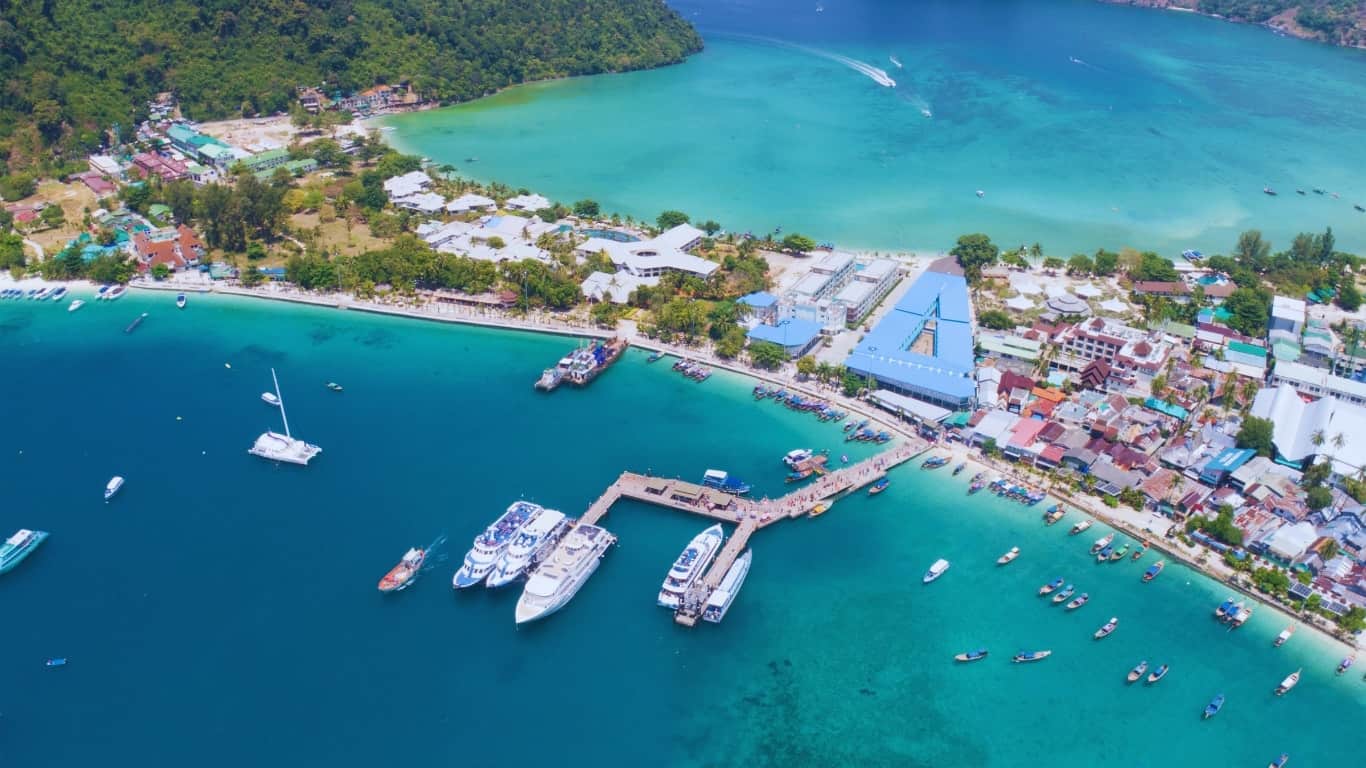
[1311,429,1326,448]
[1333,433,1347,451]
[1321,538,1340,561]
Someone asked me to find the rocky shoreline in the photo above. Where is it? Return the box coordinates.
[1099,0,1366,50]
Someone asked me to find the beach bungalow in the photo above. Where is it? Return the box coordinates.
[383,171,432,199]
[392,192,446,214]
[446,193,497,214]
[505,193,551,211]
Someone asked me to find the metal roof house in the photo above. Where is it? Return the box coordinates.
[844,268,976,410]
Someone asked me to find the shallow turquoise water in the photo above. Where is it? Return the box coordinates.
[383,0,1366,256]
[2,290,1362,766]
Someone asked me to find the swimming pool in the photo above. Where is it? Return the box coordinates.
[579,228,640,242]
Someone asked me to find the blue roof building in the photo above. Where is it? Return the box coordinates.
[1143,397,1189,420]
[739,291,779,324]
[739,291,777,309]
[1199,447,1256,486]
[844,268,976,410]
[747,318,823,359]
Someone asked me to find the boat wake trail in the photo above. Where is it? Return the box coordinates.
[423,533,449,569]
[889,55,903,69]
[1068,55,1107,74]
[722,33,897,88]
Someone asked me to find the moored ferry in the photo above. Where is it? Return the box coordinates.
[1038,577,1065,596]
[378,547,426,592]
[0,529,50,574]
[1274,624,1296,647]
[922,558,951,584]
[1274,669,1301,696]
[1142,560,1165,582]
[1069,519,1092,535]
[453,501,542,588]
[515,523,616,624]
[702,469,752,496]
[487,507,569,588]
[702,549,752,623]
[659,523,725,609]
[1090,533,1114,554]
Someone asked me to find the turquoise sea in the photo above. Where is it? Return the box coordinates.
[2,290,1362,766]
[383,0,1366,256]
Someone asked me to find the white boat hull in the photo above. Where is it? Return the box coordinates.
[515,554,602,624]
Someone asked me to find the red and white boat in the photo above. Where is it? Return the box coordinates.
[378,548,426,592]
[1274,668,1301,696]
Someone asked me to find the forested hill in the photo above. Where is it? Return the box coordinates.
[1102,1,1365,47]
[0,0,703,172]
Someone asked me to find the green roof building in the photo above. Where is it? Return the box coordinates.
[236,148,290,175]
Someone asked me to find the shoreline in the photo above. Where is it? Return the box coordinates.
[1099,1,1366,51]
[12,272,1357,658]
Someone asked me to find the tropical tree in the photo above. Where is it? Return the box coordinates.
[748,341,787,370]
[795,355,818,377]
[950,233,1000,282]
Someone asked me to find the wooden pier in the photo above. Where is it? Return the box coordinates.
[574,440,929,627]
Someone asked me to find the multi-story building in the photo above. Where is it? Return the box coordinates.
[831,258,900,325]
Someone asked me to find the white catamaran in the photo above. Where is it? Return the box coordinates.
[247,368,321,465]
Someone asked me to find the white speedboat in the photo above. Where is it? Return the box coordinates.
[703,549,752,623]
[105,285,127,301]
[261,392,280,406]
[515,524,616,624]
[67,299,85,312]
[658,523,725,609]
[247,369,321,465]
[32,286,53,300]
[104,476,124,500]
[453,501,541,589]
[1275,669,1301,696]
[923,558,951,584]
[487,507,569,588]
[50,286,68,302]
[176,293,186,309]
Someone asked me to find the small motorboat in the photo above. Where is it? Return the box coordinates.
[1273,625,1296,648]
[1095,544,1114,563]
[921,455,949,470]
[326,382,344,392]
[1065,593,1090,611]
[1313,188,1325,194]
[1274,669,1301,696]
[1296,189,1306,195]
[124,312,148,333]
[1069,519,1092,535]
[1012,650,1051,663]
[997,546,1020,566]
[1051,585,1077,605]
[50,286,68,301]
[1044,507,1066,525]
[646,350,664,363]
[1147,664,1169,684]
[176,293,187,309]
[868,478,889,496]
[923,558,951,584]
[1093,617,1119,640]
[1336,656,1354,676]
[68,299,85,312]
[1263,186,1278,196]
[1215,597,1237,620]
[952,462,967,475]
[46,658,68,667]
[809,502,830,518]
[976,189,985,198]
[1109,543,1129,561]
[1142,560,1165,582]
[1132,541,1149,560]
[840,454,849,464]
[105,475,124,501]
[1090,533,1114,554]
[955,649,989,663]
[1356,204,1366,213]
[1126,661,1149,683]
[1268,753,1289,768]
[1203,693,1225,719]
[261,392,281,406]
[1038,577,1065,596]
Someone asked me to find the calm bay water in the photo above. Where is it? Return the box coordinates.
[2,290,1362,766]
[383,0,1366,256]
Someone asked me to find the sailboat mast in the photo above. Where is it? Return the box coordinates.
[271,368,293,438]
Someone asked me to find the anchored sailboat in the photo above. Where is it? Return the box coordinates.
[247,368,322,465]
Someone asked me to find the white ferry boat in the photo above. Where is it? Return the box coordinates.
[703,549,752,623]
[486,507,569,588]
[783,448,814,469]
[515,523,616,624]
[104,476,124,500]
[658,523,725,609]
[67,299,84,312]
[247,369,321,465]
[453,501,541,589]
[923,558,951,584]
[50,286,68,302]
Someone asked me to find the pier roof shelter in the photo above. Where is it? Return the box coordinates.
[844,268,976,410]
[747,318,822,359]
[869,389,951,423]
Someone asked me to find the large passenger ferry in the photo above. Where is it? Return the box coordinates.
[658,523,725,609]
[453,501,541,589]
[515,524,616,624]
[486,507,569,588]
[0,529,49,574]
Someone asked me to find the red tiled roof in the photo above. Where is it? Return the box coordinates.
[133,225,205,271]
[1040,444,1066,463]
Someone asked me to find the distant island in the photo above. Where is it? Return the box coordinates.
[1100,0,1366,48]
[0,0,702,174]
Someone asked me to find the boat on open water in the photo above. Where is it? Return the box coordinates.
[515,523,616,624]
[488,507,569,588]
[921,455,948,470]
[1147,664,1169,684]
[1109,543,1129,561]
[67,299,84,312]
[1132,541,1150,560]
[1090,533,1114,554]
[0,529,50,574]
[1203,693,1225,719]
[1274,669,1301,696]
[1038,577,1065,596]
[378,547,425,592]
[997,547,1020,566]
[1065,593,1090,610]
[955,649,989,663]
[176,293,186,309]
[923,558,950,584]
[1274,625,1296,647]
[1142,560,1165,582]
[1069,519,1092,535]
[1336,656,1354,675]
[1268,753,1288,768]
[104,476,124,500]
[868,478,889,496]
[1044,506,1066,525]
[248,369,321,465]
[1052,585,1076,604]
[1013,650,1051,663]
[1126,661,1149,683]
[1093,617,1119,639]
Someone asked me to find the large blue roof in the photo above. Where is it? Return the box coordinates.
[739,291,778,309]
[844,269,975,401]
[747,318,822,348]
